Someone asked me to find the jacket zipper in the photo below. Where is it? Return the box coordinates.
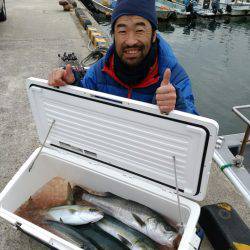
[127,88,132,99]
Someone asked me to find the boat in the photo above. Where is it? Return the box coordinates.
[89,0,227,19]
[160,0,250,18]
[91,0,113,15]
[160,0,231,18]
[194,6,228,17]
[156,0,228,19]
[214,105,250,206]
[157,0,191,19]
[80,0,97,11]
[87,0,250,20]
[89,0,250,19]
[90,0,176,20]
[220,0,250,16]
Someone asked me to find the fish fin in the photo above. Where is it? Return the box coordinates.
[67,183,74,205]
[72,185,85,201]
[73,185,110,200]
[132,213,146,227]
[103,192,114,197]
[43,212,52,221]
[80,242,90,250]
[80,243,91,250]
[88,207,100,212]
[117,234,133,248]
[68,208,76,214]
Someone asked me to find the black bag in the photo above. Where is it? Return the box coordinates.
[199,203,250,250]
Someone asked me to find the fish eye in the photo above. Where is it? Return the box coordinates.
[89,208,99,212]
[164,224,171,232]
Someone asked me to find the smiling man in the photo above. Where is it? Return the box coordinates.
[48,0,197,114]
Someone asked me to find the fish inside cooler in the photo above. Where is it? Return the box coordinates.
[0,147,200,250]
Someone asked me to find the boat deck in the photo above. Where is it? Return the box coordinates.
[214,133,250,205]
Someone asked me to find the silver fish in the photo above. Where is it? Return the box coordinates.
[46,220,98,250]
[75,224,130,250]
[45,205,104,225]
[96,215,157,250]
[80,191,178,246]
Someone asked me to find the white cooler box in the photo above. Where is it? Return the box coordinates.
[0,78,219,250]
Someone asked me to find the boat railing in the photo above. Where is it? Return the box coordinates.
[232,104,250,164]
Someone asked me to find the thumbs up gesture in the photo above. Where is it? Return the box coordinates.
[156,68,176,114]
[48,64,75,86]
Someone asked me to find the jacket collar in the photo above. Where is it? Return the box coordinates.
[102,53,159,89]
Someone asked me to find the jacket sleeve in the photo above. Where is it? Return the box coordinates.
[78,64,98,90]
[171,62,198,115]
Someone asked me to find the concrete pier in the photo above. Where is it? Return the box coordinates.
[0,0,249,249]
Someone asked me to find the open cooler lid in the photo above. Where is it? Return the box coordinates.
[27,77,219,201]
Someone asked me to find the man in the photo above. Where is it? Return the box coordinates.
[49,0,197,115]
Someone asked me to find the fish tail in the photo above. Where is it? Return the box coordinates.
[41,209,54,223]
[72,185,86,202]
[173,233,182,249]
[73,185,110,202]
[67,183,74,205]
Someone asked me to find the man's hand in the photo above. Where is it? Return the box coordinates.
[48,64,75,86]
[156,68,176,114]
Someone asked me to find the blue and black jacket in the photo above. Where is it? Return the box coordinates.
[78,33,198,115]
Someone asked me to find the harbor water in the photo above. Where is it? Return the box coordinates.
[94,14,250,135]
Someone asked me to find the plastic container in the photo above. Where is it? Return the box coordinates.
[0,78,219,250]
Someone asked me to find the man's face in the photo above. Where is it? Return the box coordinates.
[114,15,156,67]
